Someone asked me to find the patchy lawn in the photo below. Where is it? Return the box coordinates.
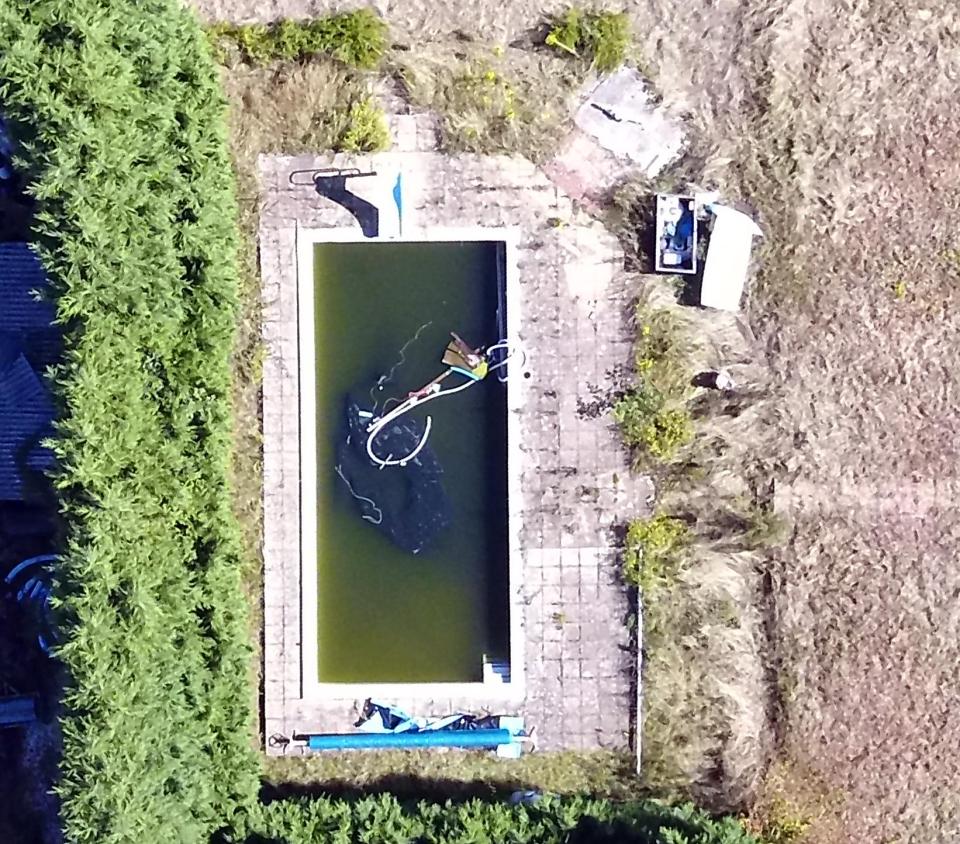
[263,749,639,802]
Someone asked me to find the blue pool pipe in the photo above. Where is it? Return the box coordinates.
[0,695,37,728]
[306,728,513,751]
[5,554,58,584]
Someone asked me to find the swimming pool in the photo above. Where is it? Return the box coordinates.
[297,231,522,697]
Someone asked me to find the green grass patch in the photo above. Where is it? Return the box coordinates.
[207,10,387,68]
[400,60,540,156]
[264,749,640,801]
[394,47,576,161]
[440,64,522,151]
[545,7,631,73]
[0,1,259,841]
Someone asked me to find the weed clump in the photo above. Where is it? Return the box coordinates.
[545,7,631,73]
[400,59,553,157]
[742,811,809,844]
[339,97,391,152]
[613,305,694,462]
[615,389,693,460]
[442,66,520,151]
[612,286,773,807]
[207,10,387,68]
[394,44,576,161]
[623,513,690,593]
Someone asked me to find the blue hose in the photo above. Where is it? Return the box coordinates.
[306,728,513,751]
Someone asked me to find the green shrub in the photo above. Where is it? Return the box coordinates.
[226,793,761,844]
[614,388,694,460]
[240,24,275,62]
[338,96,391,152]
[0,1,258,841]
[633,308,691,395]
[207,10,387,68]
[614,304,694,461]
[623,513,690,593]
[546,7,631,73]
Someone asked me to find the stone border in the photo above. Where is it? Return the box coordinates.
[261,150,649,753]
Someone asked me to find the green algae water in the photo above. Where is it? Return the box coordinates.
[312,241,509,683]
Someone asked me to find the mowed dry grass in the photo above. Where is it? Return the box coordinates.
[192,0,960,839]
[634,2,960,841]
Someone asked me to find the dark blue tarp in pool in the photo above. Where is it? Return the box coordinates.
[336,397,451,555]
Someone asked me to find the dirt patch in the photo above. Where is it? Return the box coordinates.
[584,1,960,839]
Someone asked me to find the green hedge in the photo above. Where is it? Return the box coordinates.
[0,2,258,842]
[225,794,760,844]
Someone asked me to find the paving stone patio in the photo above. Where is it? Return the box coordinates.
[260,121,652,756]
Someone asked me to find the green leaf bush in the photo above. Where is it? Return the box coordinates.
[613,306,694,462]
[614,388,693,460]
[623,513,690,594]
[339,96,392,152]
[0,1,258,841]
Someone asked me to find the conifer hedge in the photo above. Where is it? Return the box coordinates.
[228,794,761,844]
[0,1,259,841]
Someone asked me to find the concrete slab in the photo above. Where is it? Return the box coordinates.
[574,68,684,174]
[544,69,685,208]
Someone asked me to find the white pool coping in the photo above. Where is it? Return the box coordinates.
[296,225,525,702]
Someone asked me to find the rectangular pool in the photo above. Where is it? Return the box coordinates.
[297,231,521,696]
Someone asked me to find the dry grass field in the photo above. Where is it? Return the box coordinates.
[644,2,960,841]
[661,4,960,842]
[192,1,960,841]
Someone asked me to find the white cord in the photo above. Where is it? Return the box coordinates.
[486,340,525,380]
[335,463,384,524]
